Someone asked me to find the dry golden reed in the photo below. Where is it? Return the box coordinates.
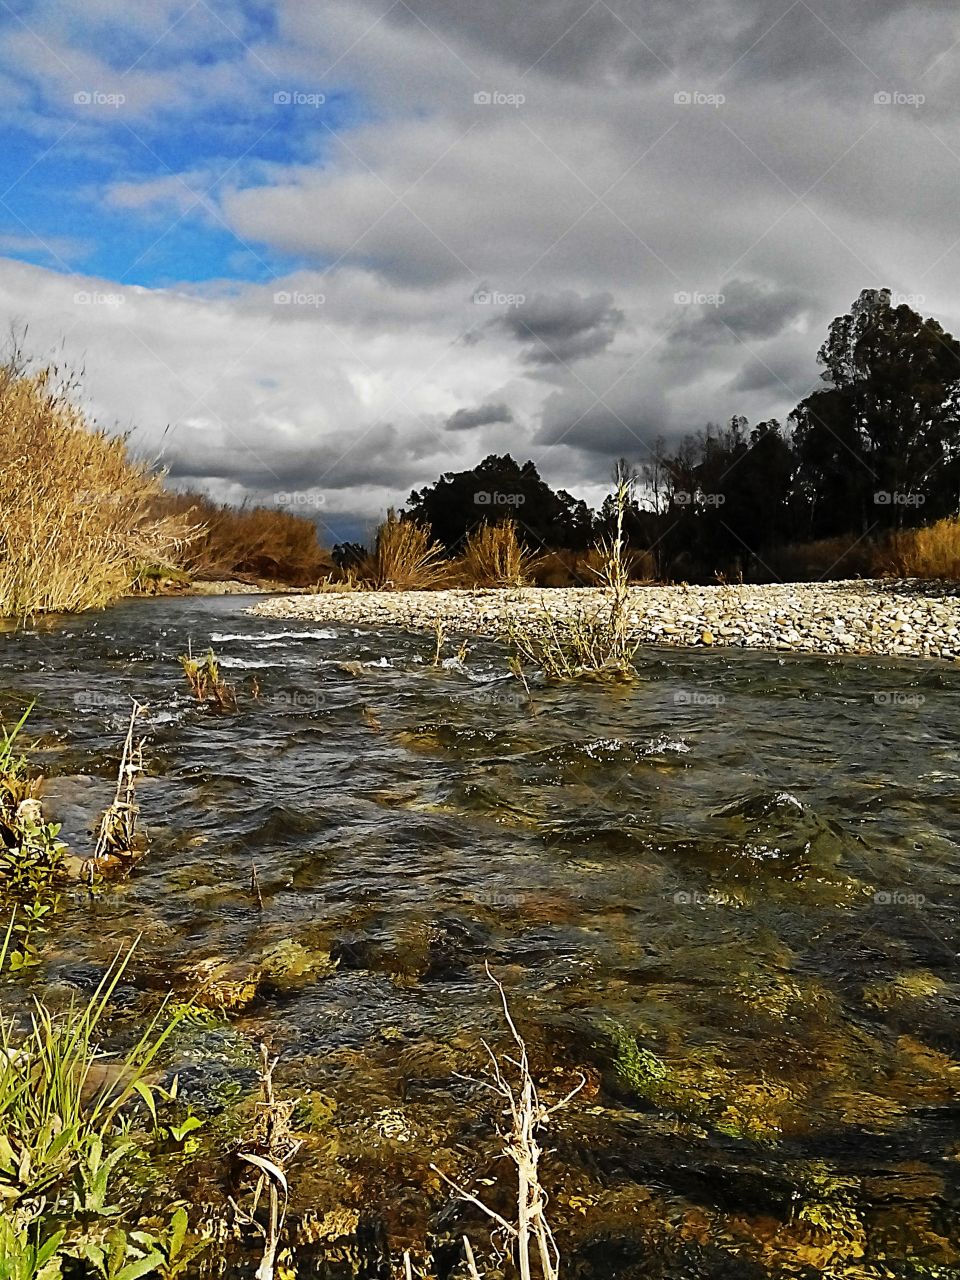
[154,491,332,585]
[882,517,960,580]
[458,519,535,587]
[367,509,448,589]
[0,360,189,617]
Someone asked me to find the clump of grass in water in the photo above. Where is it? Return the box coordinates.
[506,462,639,681]
[430,616,469,667]
[179,645,237,711]
[0,921,209,1277]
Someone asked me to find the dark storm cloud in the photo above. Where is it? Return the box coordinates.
[730,346,820,399]
[377,0,958,87]
[161,423,427,493]
[666,279,809,351]
[498,291,625,365]
[534,380,670,457]
[445,401,514,431]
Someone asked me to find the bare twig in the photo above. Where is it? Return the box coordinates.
[230,1043,301,1280]
[463,1234,482,1280]
[92,700,147,863]
[434,964,585,1279]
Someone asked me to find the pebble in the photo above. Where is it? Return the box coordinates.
[250,581,960,662]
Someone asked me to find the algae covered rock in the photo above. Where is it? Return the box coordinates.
[187,939,338,1011]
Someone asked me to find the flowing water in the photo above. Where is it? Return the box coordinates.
[2,594,960,1278]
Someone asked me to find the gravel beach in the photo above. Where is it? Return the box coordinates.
[251,580,960,661]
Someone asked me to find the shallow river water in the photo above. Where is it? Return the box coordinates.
[2,594,960,1278]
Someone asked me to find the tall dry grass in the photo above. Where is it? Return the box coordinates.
[0,362,190,617]
[506,464,639,680]
[367,509,448,589]
[154,492,332,585]
[761,535,877,583]
[458,520,535,587]
[882,518,960,580]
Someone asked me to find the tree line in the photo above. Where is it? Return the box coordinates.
[375,289,960,582]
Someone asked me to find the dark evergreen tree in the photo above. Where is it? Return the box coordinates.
[405,454,593,550]
[791,289,960,536]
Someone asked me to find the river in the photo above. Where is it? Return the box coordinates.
[2,593,959,1278]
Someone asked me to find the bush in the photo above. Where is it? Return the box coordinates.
[153,492,332,586]
[0,362,189,616]
[761,536,877,582]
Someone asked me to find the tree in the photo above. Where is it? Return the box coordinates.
[791,289,960,537]
[405,454,593,551]
[630,419,794,579]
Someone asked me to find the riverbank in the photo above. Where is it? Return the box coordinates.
[134,576,307,598]
[251,579,960,660]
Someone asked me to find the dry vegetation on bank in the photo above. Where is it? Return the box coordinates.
[2,348,960,622]
[324,512,960,594]
[0,361,190,616]
[152,491,332,586]
[0,355,333,616]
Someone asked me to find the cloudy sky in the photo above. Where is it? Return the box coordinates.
[1,0,959,542]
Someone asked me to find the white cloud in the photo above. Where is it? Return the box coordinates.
[4,0,960,534]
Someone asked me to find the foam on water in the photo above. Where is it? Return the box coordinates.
[210,629,340,642]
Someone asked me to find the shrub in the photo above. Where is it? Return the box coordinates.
[761,535,877,582]
[153,492,332,586]
[0,361,190,616]
[528,549,579,588]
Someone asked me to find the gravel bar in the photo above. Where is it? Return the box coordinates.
[250,581,960,661]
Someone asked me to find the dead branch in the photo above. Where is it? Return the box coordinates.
[92,700,147,863]
[433,964,585,1279]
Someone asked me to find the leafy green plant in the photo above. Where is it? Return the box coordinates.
[63,1207,208,1280]
[0,706,35,818]
[0,709,65,962]
[178,646,236,711]
[0,925,207,1279]
[0,1219,65,1280]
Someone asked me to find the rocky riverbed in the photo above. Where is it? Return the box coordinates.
[250,579,960,660]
